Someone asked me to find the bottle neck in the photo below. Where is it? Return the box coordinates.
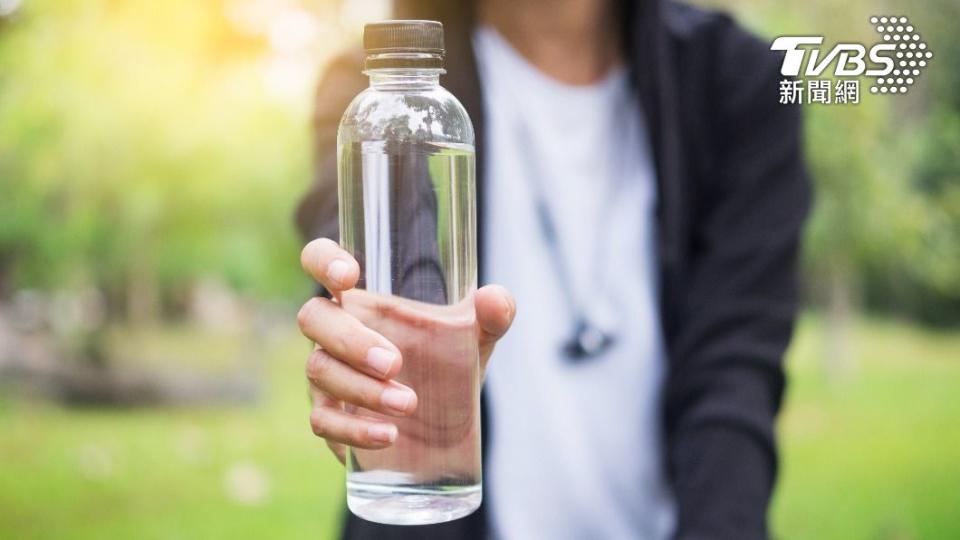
[367,69,442,90]
[364,51,444,90]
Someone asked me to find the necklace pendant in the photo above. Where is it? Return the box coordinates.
[563,320,615,361]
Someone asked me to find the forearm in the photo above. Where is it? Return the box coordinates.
[667,363,784,540]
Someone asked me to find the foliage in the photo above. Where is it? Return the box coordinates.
[703,0,960,324]
[1,0,958,324]
[0,0,316,311]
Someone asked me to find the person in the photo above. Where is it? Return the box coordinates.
[295,0,811,538]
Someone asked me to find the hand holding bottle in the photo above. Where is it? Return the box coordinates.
[298,238,515,464]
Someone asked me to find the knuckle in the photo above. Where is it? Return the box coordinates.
[362,383,385,409]
[298,297,335,332]
[330,332,352,360]
[297,298,319,330]
[305,349,334,382]
[352,422,369,445]
[309,409,328,438]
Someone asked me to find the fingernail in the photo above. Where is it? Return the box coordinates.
[381,387,414,413]
[326,259,349,286]
[367,423,397,443]
[366,347,397,376]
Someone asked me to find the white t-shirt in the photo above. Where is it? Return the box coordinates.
[475,27,676,540]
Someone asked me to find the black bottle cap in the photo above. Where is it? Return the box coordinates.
[363,20,444,55]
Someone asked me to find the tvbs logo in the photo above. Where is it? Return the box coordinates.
[771,16,933,101]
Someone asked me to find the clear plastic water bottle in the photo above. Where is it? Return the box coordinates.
[336,20,480,525]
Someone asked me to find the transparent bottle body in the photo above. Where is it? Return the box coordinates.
[337,68,480,525]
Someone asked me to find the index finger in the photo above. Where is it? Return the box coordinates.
[301,238,361,293]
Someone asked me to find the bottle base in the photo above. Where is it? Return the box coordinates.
[346,482,482,525]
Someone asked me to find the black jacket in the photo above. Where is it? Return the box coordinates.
[295,1,811,539]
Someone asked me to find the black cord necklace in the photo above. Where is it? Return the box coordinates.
[514,106,623,362]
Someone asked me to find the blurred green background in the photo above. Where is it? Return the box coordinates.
[1,0,958,538]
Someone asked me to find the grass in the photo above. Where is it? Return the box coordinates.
[1,314,958,539]
[0,327,346,540]
[773,315,960,540]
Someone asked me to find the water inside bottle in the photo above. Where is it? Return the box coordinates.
[338,140,480,525]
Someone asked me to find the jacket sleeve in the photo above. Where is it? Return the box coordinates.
[665,20,811,540]
[295,50,367,243]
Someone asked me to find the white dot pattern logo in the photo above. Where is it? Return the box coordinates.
[868,15,933,95]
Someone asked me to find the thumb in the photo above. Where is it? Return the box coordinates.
[476,284,516,369]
